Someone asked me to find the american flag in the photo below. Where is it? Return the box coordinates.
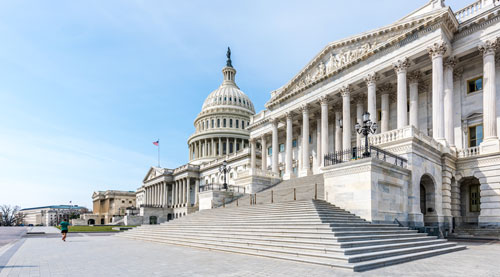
[153,140,159,146]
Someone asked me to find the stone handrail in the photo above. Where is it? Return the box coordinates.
[457,146,481,158]
[369,126,443,153]
[455,0,498,23]
[238,168,280,179]
[199,148,253,169]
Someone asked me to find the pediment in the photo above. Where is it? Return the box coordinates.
[265,6,458,109]
[143,167,162,183]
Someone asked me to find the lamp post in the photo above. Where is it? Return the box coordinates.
[219,160,231,190]
[355,112,378,157]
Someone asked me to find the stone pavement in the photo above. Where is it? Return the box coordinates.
[0,235,499,277]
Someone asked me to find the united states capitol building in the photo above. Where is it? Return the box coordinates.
[128,0,500,247]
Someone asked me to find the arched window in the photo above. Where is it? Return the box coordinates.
[206,120,209,129]
[242,121,245,129]
[230,119,233,128]
[211,119,214,128]
[202,121,205,130]
[223,119,226,127]
[236,120,239,128]
[217,119,220,128]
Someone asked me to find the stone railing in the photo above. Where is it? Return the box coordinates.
[369,126,443,152]
[237,168,280,179]
[199,148,253,170]
[173,164,199,174]
[457,146,481,158]
[455,0,498,23]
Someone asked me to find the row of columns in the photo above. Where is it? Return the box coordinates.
[144,178,200,208]
[248,39,500,176]
[189,138,248,160]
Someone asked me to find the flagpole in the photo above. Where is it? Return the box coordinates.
[158,138,160,167]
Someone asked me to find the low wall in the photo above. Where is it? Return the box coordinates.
[199,191,242,210]
[124,215,143,226]
[323,158,411,224]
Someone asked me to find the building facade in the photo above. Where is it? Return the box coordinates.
[88,190,136,225]
[19,205,87,226]
[137,0,500,232]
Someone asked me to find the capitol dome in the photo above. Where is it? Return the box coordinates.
[187,48,255,165]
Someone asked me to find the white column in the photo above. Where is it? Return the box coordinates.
[356,98,364,149]
[444,57,456,147]
[335,109,342,152]
[319,96,329,166]
[315,114,321,172]
[479,40,500,152]
[165,183,169,208]
[284,112,293,179]
[218,138,222,157]
[146,187,149,205]
[261,135,267,171]
[250,138,256,170]
[428,41,447,144]
[393,58,409,129]
[365,73,378,124]
[174,181,177,207]
[186,178,191,207]
[380,84,391,133]
[341,86,351,150]
[195,179,200,206]
[182,179,186,206]
[271,119,279,174]
[408,71,421,129]
[160,182,163,207]
[300,105,311,176]
[226,138,229,155]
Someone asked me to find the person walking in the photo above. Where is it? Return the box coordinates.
[59,219,69,242]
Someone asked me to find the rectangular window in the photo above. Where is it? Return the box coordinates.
[292,139,297,148]
[268,147,272,155]
[467,76,483,94]
[211,120,214,128]
[468,124,483,147]
[236,120,239,128]
[242,121,245,129]
[229,143,233,153]
[293,167,297,175]
[230,119,233,128]
[279,143,285,152]
[236,143,240,151]
[217,119,220,127]
[470,184,480,212]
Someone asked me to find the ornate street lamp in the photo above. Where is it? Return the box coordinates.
[219,160,231,190]
[355,112,378,157]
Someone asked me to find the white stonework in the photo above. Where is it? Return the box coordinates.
[135,0,500,232]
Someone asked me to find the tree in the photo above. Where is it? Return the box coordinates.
[0,205,24,226]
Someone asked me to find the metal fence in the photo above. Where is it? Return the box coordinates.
[324,145,407,168]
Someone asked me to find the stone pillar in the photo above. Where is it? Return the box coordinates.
[165,183,169,208]
[300,104,311,177]
[408,71,421,129]
[341,86,352,150]
[379,83,392,133]
[186,178,191,207]
[226,137,230,155]
[393,58,409,129]
[145,187,148,205]
[195,179,200,206]
[479,39,500,153]
[335,109,342,152]
[428,41,447,144]
[182,179,186,206]
[261,135,267,171]
[356,97,364,149]
[218,138,222,157]
[284,112,293,179]
[174,181,177,207]
[314,114,321,172]
[319,96,329,166]
[271,119,279,174]
[444,57,456,147]
[250,138,256,170]
[365,73,378,124]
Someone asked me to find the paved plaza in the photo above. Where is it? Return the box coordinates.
[0,228,498,277]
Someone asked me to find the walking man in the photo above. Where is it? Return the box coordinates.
[59,219,69,242]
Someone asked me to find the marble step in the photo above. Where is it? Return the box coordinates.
[163,223,401,231]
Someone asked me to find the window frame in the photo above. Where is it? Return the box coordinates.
[467,76,483,94]
[468,123,484,147]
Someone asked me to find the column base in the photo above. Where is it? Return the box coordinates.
[480,137,500,154]
[298,168,312,177]
[283,172,293,180]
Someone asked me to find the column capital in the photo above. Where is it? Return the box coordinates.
[377,83,393,95]
[249,137,256,143]
[318,95,329,106]
[300,104,309,114]
[453,67,464,81]
[408,71,422,85]
[284,111,293,120]
[444,56,457,69]
[339,85,352,97]
[478,38,499,57]
[392,58,410,74]
[364,73,379,86]
[427,41,448,59]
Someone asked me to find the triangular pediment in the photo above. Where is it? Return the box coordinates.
[143,167,161,183]
[265,5,458,109]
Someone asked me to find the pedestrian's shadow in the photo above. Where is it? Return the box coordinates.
[0,265,38,269]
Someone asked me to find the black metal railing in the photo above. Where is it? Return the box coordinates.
[324,145,407,168]
[198,184,246,194]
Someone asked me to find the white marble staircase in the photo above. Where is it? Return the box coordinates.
[118,200,466,271]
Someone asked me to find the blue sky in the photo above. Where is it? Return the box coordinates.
[0,0,472,209]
